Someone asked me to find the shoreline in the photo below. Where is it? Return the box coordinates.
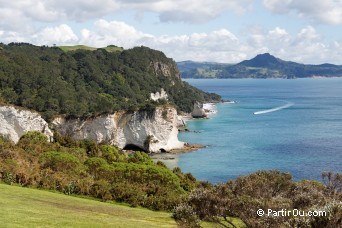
[174,101,235,153]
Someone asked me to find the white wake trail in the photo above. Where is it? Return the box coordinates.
[253,102,293,115]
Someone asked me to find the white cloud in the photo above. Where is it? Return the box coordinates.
[79,19,153,48]
[128,0,253,23]
[0,0,252,28]
[32,24,78,45]
[1,19,342,64]
[263,0,342,25]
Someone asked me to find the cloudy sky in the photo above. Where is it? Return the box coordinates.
[1,0,341,64]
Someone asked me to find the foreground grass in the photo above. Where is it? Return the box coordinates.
[0,183,176,227]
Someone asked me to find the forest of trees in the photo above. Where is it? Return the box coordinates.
[0,43,220,121]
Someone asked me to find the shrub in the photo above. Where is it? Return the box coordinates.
[100,145,127,163]
[84,157,109,179]
[80,139,101,157]
[128,151,153,164]
[39,151,81,173]
[18,131,48,144]
[172,203,200,228]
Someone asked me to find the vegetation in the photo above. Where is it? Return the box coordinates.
[174,170,342,227]
[0,42,221,121]
[178,53,342,79]
[58,44,124,53]
[0,183,177,227]
[1,132,341,227]
[0,131,198,211]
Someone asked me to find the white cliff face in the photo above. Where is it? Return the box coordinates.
[0,106,53,143]
[53,106,184,153]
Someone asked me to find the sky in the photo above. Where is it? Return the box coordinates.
[1,0,342,64]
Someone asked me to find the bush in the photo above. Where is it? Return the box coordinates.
[100,145,127,163]
[84,157,109,179]
[80,139,101,157]
[172,203,200,228]
[18,131,48,144]
[39,151,81,173]
[128,151,153,164]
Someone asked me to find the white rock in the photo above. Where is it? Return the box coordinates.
[150,88,168,101]
[191,102,207,118]
[53,106,184,153]
[0,106,53,143]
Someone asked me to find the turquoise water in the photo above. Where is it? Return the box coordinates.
[177,79,342,183]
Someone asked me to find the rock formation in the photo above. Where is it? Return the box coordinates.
[191,102,207,118]
[53,106,184,153]
[150,88,168,101]
[0,105,184,153]
[0,106,53,143]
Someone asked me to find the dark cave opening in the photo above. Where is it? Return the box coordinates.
[123,144,146,152]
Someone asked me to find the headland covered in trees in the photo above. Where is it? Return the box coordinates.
[0,43,220,121]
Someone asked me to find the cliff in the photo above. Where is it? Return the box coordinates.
[53,106,184,153]
[0,105,184,153]
[0,106,53,143]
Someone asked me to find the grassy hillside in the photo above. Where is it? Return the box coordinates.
[0,183,176,227]
[59,45,124,52]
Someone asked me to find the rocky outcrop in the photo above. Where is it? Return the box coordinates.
[150,88,168,101]
[191,102,207,118]
[151,61,181,80]
[0,106,53,143]
[53,106,184,153]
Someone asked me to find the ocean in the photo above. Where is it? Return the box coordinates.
[165,78,342,183]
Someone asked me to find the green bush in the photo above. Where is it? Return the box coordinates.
[100,145,127,163]
[128,151,153,164]
[39,151,81,173]
[84,157,109,179]
[18,131,48,144]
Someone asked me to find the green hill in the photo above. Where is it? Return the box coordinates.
[0,183,176,227]
[59,44,124,52]
[0,43,221,121]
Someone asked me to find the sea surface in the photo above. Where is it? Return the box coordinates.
[163,78,342,183]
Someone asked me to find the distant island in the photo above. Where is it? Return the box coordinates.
[177,53,342,79]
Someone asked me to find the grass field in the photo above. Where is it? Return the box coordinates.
[0,183,245,227]
[0,183,176,227]
[58,45,123,52]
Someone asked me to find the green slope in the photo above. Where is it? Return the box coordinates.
[58,45,123,52]
[0,183,176,227]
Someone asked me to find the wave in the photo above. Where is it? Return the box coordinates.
[254,102,294,115]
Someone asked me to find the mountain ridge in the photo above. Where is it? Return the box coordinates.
[177,53,342,79]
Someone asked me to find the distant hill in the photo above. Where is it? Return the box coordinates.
[177,61,233,78]
[177,53,342,79]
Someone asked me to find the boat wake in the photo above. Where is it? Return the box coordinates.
[253,102,294,115]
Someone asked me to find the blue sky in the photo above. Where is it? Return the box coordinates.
[0,0,341,64]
